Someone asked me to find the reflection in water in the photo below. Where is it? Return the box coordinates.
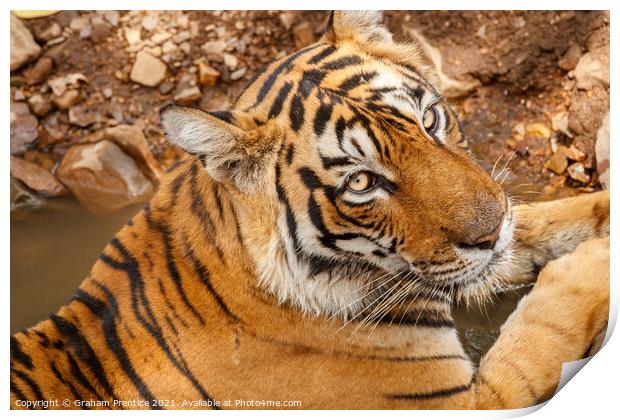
[10,197,530,365]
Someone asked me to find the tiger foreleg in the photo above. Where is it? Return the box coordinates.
[475,236,610,409]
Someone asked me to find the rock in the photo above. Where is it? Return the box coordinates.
[11,177,44,212]
[53,89,82,110]
[37,22,62,42]
[230,67,247,81]
[39,122,66,146]
[402,27,479,99]
[25,57,53,85]
[27,93,54,117]
[102,87,113,98]
[57,140,154,214]
[23,150,56,171]
[550,112,572,138]
[10,14,42,71]
[223,53,238,70]
[104,125,164,181]
[174,86,202,105]
[13,89,26,101]
[162,40,177,54]
[526,123,552,139]
[104,11,119,27]
[173,31,191,44]
[566,162,590,184]
[574,50,610,90]
[151,31,171,45]
[79,25,92,39]
[595,112,609,189]
[10,102,38,155]
[124,27,141,45]
[10,155,68,197]
[198,62,221,87]
[293,22,316,49]
[142,13,159,31]
[68,106,98,127]
[47,73,88,96]
[563,145,586,161]
[558,44,582,71]
[90,22,110,43]
[202,40,226,55]
[69,16,89,32]
[159,82,174,95]
[130,51,167,87]
[279,12,297,30]
[547,149,568,175]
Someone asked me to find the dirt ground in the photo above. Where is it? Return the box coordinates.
[10,10,610,212]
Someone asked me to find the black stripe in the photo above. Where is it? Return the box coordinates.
[66,352,106,402]
[11,336,33,370]
[307,45,337,64]
[50,362,87,406]
[388,381,473,401]
[49,313,118,400]
[267,81,293,119]
[321,55,363,71]
[338,71,378,92]
[11,369,46,408]
[313,100,333,137]
[289,93,305,131]
[10,380,30,408]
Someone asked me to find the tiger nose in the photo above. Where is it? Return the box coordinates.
[458,217,503,251]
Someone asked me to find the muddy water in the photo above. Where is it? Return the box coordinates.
[10,197,530,364]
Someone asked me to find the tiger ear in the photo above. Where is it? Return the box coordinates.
[322,11,393,44]
[160,105,279,193]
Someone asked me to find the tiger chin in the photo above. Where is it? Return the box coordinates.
[11,11,609,410]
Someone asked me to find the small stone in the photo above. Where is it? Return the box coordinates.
[24,150,56,172]
[37,22,62,42]
[546,149,568,175]
[39,123,66,146]
[69,106,98,127]
[141,13,159,32]
[558,44,582,71]
[104,125,164,181]
[173,31,191,44]
[102,87,113,98]
[11,177,43,212]
[10,14,42,71]
[130,51,167,87]
[25,57,53,85]
[13,89,26,101]
[124,27,141,45]
[174,86,202,105]
[10,102,39,155]
[79,25,92,39]
[53,89,82,110]
[230,67,247,81]
[293,22,316,49]
[27,93,53,117]
[104,11,119,26]
[179,42,191,55]
[151,31,171,45]
[69,16,89,32]
[198,62,221,87]
[90,22,110,43]
[563,145,586,162]
[235,20,246,31]
[10,155,68,197]
[159,82,174,95]
[595,112,610,189]
[574,50,610,90]
[223,53,238,70]
[202,40,226,55]
[550,112,572,138]
[526,123,552,139]
[57,140,154,214]
[162,40,177,54]
[279,12,297,30]
[566,162,590,184]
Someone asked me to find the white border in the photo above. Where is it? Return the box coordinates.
[4,2,617,419]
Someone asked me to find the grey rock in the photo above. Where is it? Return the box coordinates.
[10,14,42,71]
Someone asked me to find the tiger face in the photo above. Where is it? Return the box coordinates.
[162,11,515,317]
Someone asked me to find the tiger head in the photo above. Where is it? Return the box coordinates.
[161,11,515,318]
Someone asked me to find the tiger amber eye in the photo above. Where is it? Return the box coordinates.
[348,172,372,192]
[423,107,436,130]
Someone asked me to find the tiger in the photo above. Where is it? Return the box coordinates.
[10,11,610,410]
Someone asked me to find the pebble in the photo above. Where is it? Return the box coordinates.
[230,67,247,81]
[223,53,238,70]
[566,162,590,183]
[10,155,68,197]
[550,112,572,138]
[279,12,297,30]
[558,44,582,71]
[173,31,191,44]
[25,57,53,85]
[151,31,172,45]
[546,149,568,174]
[124,27,141,45]
[202,40,226,55]
[574,50,610,90]
[10,102,39,155]
[174,86,202,105]
[10,13,42,71]
[130,51,167,87]
[104,11,119,27]
[102,87,113,98]
[198,61,221,87]
[53,89,82,110]
[90,22,111,43]
[525,123,552,139]
[27,93,54,117]
[38,22,62,42]
[69,17,89,32]
[562,145,586,161]
[142,14,159,32]
[69,106,98,127]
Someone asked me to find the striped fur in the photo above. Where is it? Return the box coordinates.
[11,11,609,409]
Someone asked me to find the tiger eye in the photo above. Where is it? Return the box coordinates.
[423,107,438,132]
[346,171,374,193]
